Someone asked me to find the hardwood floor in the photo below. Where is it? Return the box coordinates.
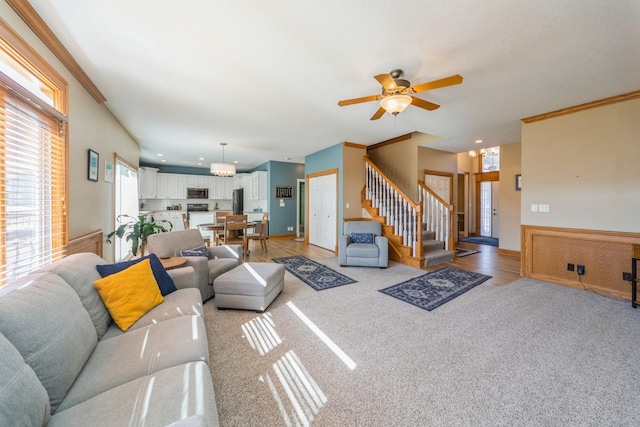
[245,237,522,286]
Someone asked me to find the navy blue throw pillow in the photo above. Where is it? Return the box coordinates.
[179,244,210,259]
[350,232,375,244]
[96,253,178,296]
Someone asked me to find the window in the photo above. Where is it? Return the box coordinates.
[0,21,68,287]
[114,156,139,261]
[481,147,500,172]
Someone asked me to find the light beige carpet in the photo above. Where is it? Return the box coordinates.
[204,258,640,426]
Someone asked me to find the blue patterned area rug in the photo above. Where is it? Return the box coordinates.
[379,267,491,311]
[272,255,357,291]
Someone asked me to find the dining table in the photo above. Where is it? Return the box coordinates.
[197,221,258,251]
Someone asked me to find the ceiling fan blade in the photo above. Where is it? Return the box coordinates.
[370,107,386,120]
[411,96,440,111]
[374,73,397,90]
[338,95,378,106]
[411,74,463,93]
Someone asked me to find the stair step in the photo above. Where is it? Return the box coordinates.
[422,230,435,241]
[423,239,444,252]
[424,249,454,268]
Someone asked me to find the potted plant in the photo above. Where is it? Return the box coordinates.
[106,214,173,257]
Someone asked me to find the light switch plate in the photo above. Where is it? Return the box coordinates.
[539,204,550,212]
[531,204,538,212]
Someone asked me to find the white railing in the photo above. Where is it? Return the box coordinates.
[418,182,454,250]
[365,159,421,257]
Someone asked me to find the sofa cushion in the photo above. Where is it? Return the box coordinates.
[36,252,112,339]
[48,362,217,427]
[179,244,210,259]
[100,287,203,340]
[346,243,380,258]
[0,272,97,413]
[57,315,209,412]
[96,253,178,296]
[94,259,165,331]
[0,332,51,425]
[351,232,375,244]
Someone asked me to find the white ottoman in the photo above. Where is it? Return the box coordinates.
[213,262,285,311]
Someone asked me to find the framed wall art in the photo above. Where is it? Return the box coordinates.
[104,160,114,183]
[88,149,99,182]
[515,174,522,191]
[275,185,293,199]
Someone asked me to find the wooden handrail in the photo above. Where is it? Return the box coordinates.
[418,181,453,211]
[364,156,421,213]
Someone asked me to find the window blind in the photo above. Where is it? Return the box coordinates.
[0,82,67,286]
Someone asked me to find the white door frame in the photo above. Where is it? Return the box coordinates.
[307,169,338,252]
[296,178,305,238]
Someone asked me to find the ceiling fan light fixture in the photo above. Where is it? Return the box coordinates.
[380,94,412,115]
[210,142,236,177]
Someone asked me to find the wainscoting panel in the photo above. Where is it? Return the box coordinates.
[66,230,103,257]
[521,225,640,300]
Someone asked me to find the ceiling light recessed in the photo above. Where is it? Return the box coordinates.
[233,160,238,164]
[197,162,202,166]
[199,157,204,161]
[475,140,483,144]
[157,153,164,156]
[161,159,166,163]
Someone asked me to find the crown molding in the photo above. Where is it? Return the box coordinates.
[522,90,640,123]
[6,0,106,103]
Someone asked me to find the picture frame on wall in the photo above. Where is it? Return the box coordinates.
[88,149,99,181]
[515,174,522,191]
[104,160,114,183]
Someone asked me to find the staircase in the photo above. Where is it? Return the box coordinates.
[363,157,454,269]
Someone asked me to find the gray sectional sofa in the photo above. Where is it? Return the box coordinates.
[0,252,219,426]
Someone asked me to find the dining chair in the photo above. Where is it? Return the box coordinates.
[214,211,231,245]
[220,214,248,257]
[247,212,269,252]
[181,213,189,229]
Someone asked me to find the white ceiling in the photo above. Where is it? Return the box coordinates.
[27,0,640,171]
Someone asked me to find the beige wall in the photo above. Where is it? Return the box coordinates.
[498,142,521,251]
[342,144,366,219]
[521,98,640,233]
[2,4,140,262]
[368,132,442,200]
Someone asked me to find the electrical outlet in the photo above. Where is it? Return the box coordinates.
[567,263,575,272]
[577,264,585,276]
[623,272,633,281]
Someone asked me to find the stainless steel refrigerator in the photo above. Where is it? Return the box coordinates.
[232,188,243,215]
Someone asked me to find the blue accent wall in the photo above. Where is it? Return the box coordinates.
[305,143,345,235]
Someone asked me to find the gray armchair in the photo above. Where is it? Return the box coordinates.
[147,229,243,301]
[339,221,388,268]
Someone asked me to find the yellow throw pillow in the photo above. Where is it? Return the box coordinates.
[94,258,164,331]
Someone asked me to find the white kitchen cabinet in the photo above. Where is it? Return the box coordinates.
[250,171,267,200]
[159,173,187,199]
[209,177,233,200]
[152,211,185,231]
[139,167,158,198]
[186,175,210,189]
[188,212,215,242]
[156,174,169,199]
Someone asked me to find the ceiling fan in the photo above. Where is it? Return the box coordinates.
[338,69,463,120]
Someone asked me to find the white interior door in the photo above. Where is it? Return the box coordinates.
[308,173,337,251]
[424,173,451,203]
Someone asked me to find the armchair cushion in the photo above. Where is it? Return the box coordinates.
[350,232,375,244]
[179,244,210,259]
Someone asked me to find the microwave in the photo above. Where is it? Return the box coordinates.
[187,188,208,199]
